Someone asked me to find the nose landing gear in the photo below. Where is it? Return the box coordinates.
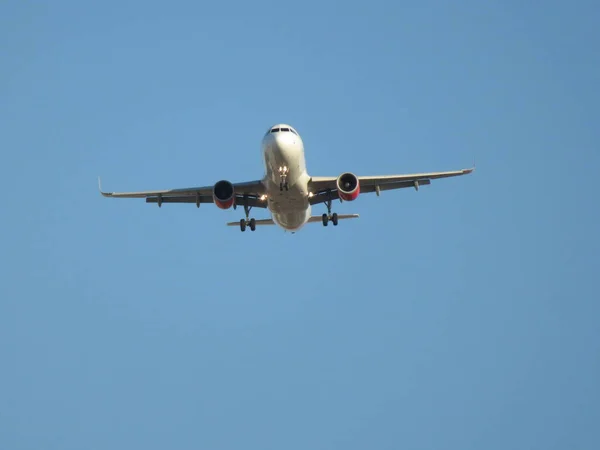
[278,166,289,191]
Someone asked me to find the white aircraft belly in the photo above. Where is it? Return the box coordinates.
[263,134,311,230]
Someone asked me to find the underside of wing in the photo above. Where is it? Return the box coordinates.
[98,177,269,209]
[308,167,473,205]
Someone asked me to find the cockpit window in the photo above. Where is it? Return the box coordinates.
[268,126,298,135]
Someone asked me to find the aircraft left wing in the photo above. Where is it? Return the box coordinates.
[98,178,269,208]
[308,167,474,205]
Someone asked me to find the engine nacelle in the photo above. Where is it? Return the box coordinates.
[336,172,360,201]
[213,180,235,209]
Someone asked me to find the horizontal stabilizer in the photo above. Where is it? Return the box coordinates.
[226,214,359,227]
[307,214,359,222]
[226,218,276,226]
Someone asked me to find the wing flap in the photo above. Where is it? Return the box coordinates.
[145,195,268,208]
[363,178,431,193]
[146,195,213,204]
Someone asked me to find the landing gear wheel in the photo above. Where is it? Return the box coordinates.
[322,213,329,226]
[249,218,256,231]
[332,213,338,226]
[240,219,246,232]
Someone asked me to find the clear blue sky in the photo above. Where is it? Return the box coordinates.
[1,1,599,449]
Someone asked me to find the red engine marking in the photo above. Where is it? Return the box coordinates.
[338,185,360,201]
[215,197,234,209]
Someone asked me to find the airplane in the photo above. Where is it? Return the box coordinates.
[99,123,474,233]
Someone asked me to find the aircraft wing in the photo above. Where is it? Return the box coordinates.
[308,167,474,205]
[98,178,269,208]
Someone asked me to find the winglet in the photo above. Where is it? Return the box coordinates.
[98,177,112,197]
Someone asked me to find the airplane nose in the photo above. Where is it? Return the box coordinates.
[274,132,294,147]
[273,133,285,146]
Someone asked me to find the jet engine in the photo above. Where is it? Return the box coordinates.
[213,180,235,209]
[336,172,360,201]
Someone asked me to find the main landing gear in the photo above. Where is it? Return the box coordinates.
[322,212,338,226]
[239,201,256,232]
[321,194,339,227]
[279,166,289,191]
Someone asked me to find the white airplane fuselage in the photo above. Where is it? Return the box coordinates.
[261,125,312,231]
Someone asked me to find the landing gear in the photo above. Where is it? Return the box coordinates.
[278,166,289,191]
[239,199,257,232]
[322,212,338,227]
[239,218,256,232]
[321,192,339,227]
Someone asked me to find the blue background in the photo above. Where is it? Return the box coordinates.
[1,1,599,449]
